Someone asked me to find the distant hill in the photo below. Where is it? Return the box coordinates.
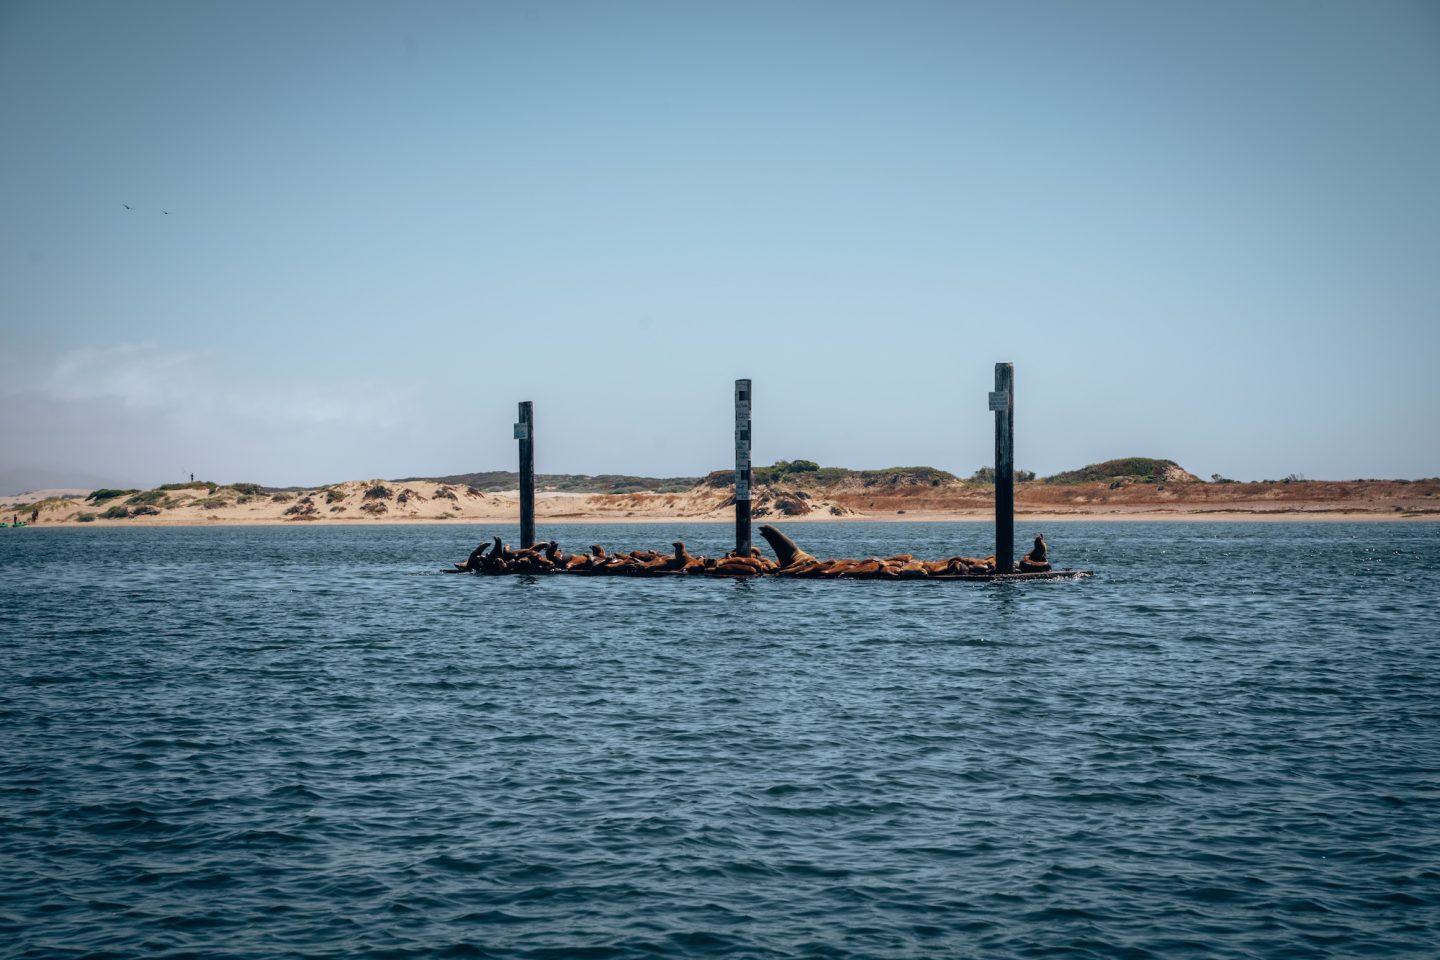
[1042,457,1199,484]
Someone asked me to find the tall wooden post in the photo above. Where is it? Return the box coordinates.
[735,379,752,556]
[516,401,535,549]
[990,363,1014,573]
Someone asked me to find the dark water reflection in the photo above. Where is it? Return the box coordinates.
[2,522,1438,958]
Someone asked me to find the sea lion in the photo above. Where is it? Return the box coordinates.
[1019,534,1051,573]
[896,559,930,579]
[657,541,700,573]
[478,536,512,574]
[464,541,491,569]
[708,552,767,576]
[758,524,817,568]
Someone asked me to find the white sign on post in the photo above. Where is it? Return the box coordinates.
[988,391,1010,413]
[513,423,529,440]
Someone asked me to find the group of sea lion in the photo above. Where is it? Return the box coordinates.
[446,526,1052,579]
[445,534,769,577]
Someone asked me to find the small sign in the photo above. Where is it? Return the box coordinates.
[735,484,751,501]
[988,391,1010,412]
[513,423,529,440]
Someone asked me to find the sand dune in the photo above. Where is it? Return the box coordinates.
[4,475,1438,526]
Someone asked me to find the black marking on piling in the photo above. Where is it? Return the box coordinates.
[517,400,535,549]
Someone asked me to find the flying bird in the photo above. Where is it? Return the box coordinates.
[161,210,170,215]
[123,204,131,210]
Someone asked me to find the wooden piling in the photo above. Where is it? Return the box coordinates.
[516,400,535,549]
[991,363,1014,573]
[735,379,752,556]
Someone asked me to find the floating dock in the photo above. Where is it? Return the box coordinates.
[450,364,1092,584]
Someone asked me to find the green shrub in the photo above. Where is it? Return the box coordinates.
[363,484,392,500]
[86,489,138,502]
[325,488,346,503]
[125,490,169,506]
[75,513,96,522]
[231,483,265,496]
[271,492,294,503]
[100,505,131,519]
[1044,458,1187,484]
[158,481,211,492]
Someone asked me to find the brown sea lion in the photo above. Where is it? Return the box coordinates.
[758,525,817,568]
[709,554,767,576]
[896,559,930,579]
[1019,534,1050,573]
[657,542,699,573]
[777,558,825,577]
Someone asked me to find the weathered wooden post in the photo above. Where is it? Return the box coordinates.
[735,379,752,556]
[990,363,1014,573]
[515,401,535,549]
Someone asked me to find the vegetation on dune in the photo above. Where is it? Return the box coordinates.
[85,489,139,502]
[100,505,132,520]
[158,481,218,493]
[6,496,77,515]
[412,471,701,494]
[968,467,1037,484]
[705,462,959,489]
[125,490,171,507]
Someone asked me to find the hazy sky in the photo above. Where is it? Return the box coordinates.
[3,0,1438,492]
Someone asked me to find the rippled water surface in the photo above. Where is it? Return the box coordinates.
[3,522,1438,958]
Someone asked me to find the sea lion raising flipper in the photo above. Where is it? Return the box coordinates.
[444,540,491,572]
[758,524,817,569]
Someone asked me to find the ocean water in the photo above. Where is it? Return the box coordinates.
[2,521,1437,959]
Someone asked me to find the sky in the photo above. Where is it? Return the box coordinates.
[2,0,1438,492]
